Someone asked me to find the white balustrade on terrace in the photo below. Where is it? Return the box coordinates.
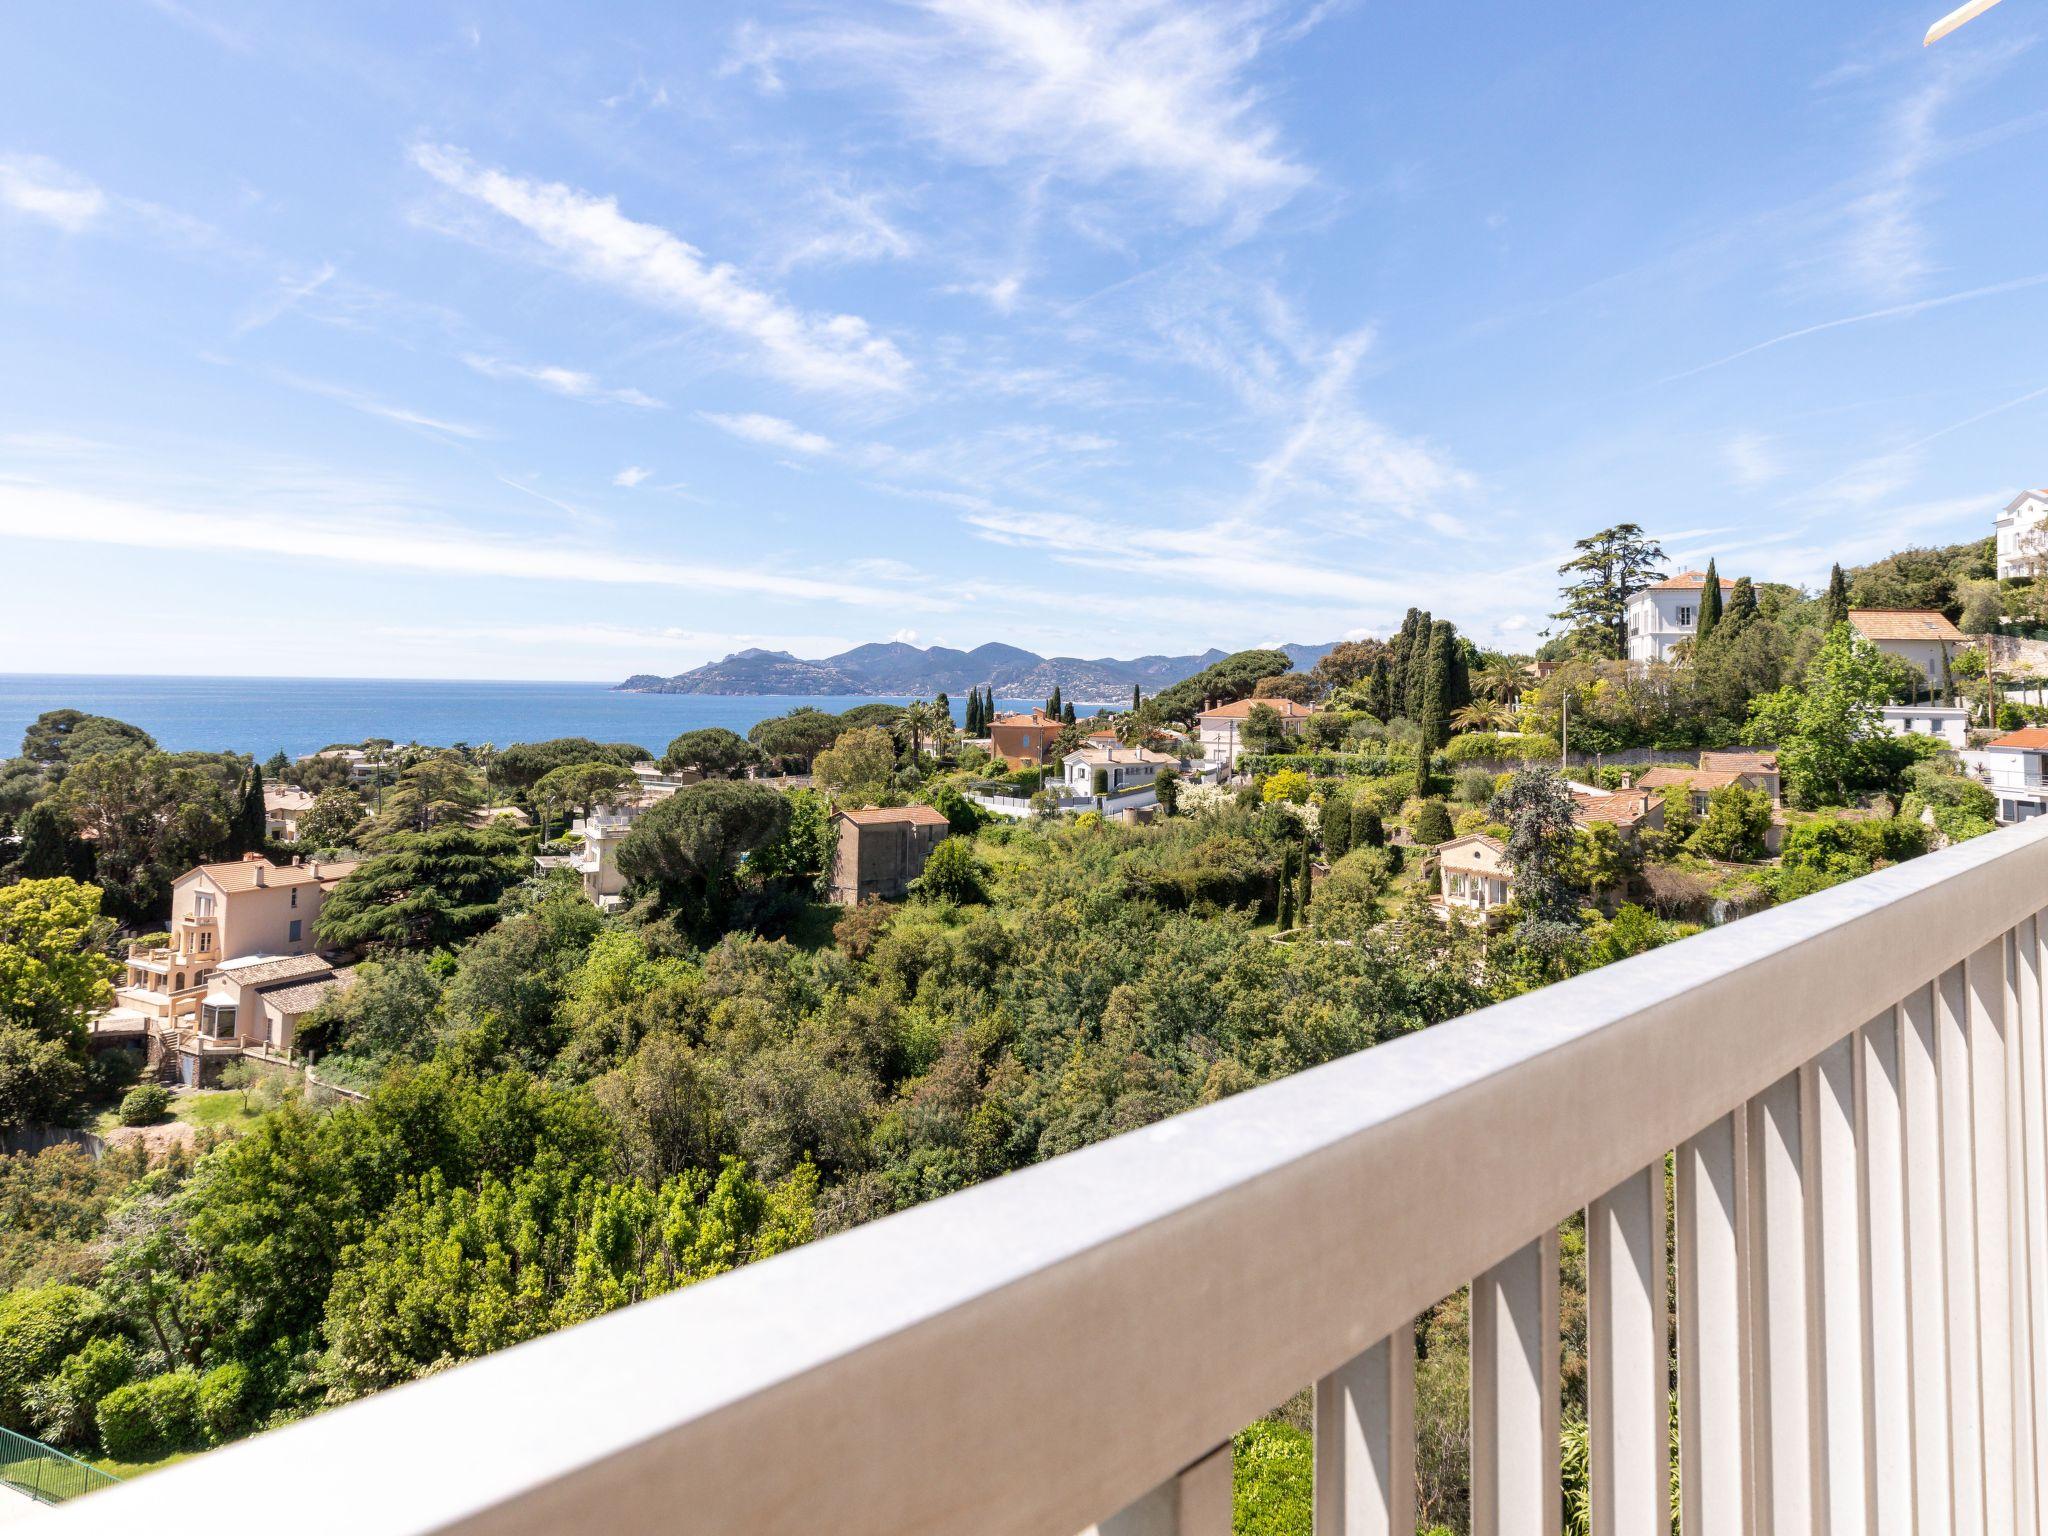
[52,817,2048,1535]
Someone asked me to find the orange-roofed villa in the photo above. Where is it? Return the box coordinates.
[1960,727,2048,827]
[1194,696,1317,768]
[1624,569,1735,663]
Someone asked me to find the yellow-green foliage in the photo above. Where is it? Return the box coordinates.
[1232,1419,1313,1536]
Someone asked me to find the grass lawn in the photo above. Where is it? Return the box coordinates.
[92,1088,270,1137]
[92,1449,201,1481]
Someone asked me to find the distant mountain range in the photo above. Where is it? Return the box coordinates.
[618,640,1340,701]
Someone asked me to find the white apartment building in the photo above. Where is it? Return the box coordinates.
[1624,571,1734,663]
[1958,728,2048,825]
[1880,702,1971,749]
[1995,488,2048,579]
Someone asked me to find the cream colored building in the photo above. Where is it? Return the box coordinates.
[263,787,317,841]
[108,854,357,1041]
[1436,833,1513,917]
[1847,609,1967,698]
[1194,697,1316,768]
[183,953,354,1079]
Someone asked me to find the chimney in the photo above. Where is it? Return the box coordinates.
[1621,772,1633,790]
[252,862,266,888]
[308,859,321,878]
[291,855,302,867]
[242,850,263,861]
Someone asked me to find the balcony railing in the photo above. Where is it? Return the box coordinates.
[50,818,2048,1535]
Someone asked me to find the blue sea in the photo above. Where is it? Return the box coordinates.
[0,675,1045,760]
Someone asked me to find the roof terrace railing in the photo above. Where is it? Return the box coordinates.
[51,818,2048,1535]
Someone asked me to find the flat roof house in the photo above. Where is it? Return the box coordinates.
[1625,570,1735,664]
[828,805,951,905]
[1195,697,1316,769]
[989,709,1063,771]
[1959,728,2048,826]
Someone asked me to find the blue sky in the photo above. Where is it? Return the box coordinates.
[2,0,2044,680]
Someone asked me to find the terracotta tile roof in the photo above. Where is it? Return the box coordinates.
[263,788,317,812]
[1196,697,1317,720]
[213,954,335,986]
[1987,728,2048,751]
[1698,750,1778,773]
[1436,833,1507,856]
[1634,766,1750,793]
[1848,609,1966,643]
[1647,570,1736,592]
[1572,789,1659,826]
[836,805,952,827]
[186,856,359,892]
[991,710,1061,728]
[261,969,355,1013]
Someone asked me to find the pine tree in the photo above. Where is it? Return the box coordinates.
[1695,559,1723,648]
[1821,563,1850,632]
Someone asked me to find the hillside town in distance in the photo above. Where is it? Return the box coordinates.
[5,497,2048,1524]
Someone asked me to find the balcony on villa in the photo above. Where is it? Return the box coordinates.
[53,818,2048,1535]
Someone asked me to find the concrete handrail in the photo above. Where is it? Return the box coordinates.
[52,818,2048,1536]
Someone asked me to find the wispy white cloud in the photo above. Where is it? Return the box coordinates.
[375,621,855,657]
[699,411,835,456]
[462,354,663,408]
[412,144,912,394]
[233,262,337,334]
[137,0,250,52]
[0,153,106,231]
[1723,431,1784,488]
[776,185,916,271]
[728,0,1311,232]
[0,481,953,611]
[613,465,651,488]
[268,368,493,441]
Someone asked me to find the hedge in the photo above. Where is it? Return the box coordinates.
[0,1284,101,1425]
[97,1368,204,1461]
[1239,752,1408,779]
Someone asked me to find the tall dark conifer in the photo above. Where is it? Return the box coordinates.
[1132,683,1142,712]
[234,760,266,851]
[1695,559,1722,649]
[1821,563,1850,632]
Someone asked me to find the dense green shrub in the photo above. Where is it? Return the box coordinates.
[911,838,989,905]
[196,1360,254,1444]
[118,1082,171,1126]
[28,1336,134,1448]
[1233,1419,1313,1536]
[96,1367,203,1461]
[0,1283,100,1424]
[1412,799,1455,845]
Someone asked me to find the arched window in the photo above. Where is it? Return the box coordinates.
[174,972,185,990]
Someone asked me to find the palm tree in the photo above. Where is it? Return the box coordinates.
[901,700,942,762]
[1473,659,1524,706]
[1452,699,1516,732]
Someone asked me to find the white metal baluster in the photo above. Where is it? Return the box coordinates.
[2020,913,2048,1518]
[1471,1231,1561,1536]
[1858,1006,1916,1536]
[2001,924,2039,1536]
[1088,1445,1234,1536]
[1677,1111,1750,1536]
[1903,979,1954,1531]
[1745,1069,1812,1535]
[1588,1163,1668,1536]
[1314,1330,1414,1536]
[1971,938,2018,1536]
[1807,1038,1868,1533]
[1940,960,1988,1535]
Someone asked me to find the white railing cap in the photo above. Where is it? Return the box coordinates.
[53,819,2048,1536]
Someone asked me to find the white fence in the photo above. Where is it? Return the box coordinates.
[54,819,2048,1535]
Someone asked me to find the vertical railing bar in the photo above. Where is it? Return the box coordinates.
[1902,979,1954,1532]
[1314,1328,1415,1536]
[1859,1004,1917,1535]
[2001,924,2038,1536]
[1808,1036,1868,1534]
[2013,912,2048,1523]
[1086,1443,1234,1536]
[1677,1109,1749,1536]
[1970,937,2018,1536]
[1939,960,1988,1533]
[1471,1231,1561,1536]
[1588,1162,1669,1536]
[1747,1068,1814,1536]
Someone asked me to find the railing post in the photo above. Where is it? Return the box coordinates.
[1938,962,1987,1533]
[1806,1036,1867,1534]
[1087,1445,1233,1536]
[1745,1070,1812,1535]
[1901,980,1954,1531]
[1971,938,2019,1536]
[1678,1109,1750,1536]
[1587,1162,1668,1536]
[1314,1330,1414,1536]
[2000,922,2040,1536]
[1858,1006,1916,1536]
[2014,914,2048,1525]
[1471,1231,1560,1536]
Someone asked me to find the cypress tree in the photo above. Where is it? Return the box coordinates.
[234,760,266,851]
[1277,852,1295,931]
[1323,794,1354,858]
[1695,559,1722,648]
[1725,576,1758,632]
[1047,684,1062,718]
[1391,609,1422,716]
[1297,842,1313,913]
[1357,804,1385,848]
[1821,563,1850,631]
[1132,683,1142,712]
[1368,656,1394,722]
[1404,610,1436,722]
[1420,621,1454,753]
[1062,701,1076,726]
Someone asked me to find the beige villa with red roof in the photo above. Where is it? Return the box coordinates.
[1625,569,1735,663]
[828,805,951,905]
[1195,697,1316,768]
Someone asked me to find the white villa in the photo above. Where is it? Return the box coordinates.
[1062,744,1178,798]
[1995,488,2048,579]
[1880,702,1971,749]
[1958,728,2048,826]
[1436,833,1513,919]
[1625,570,1734,663]
[1194,697,1316,768]
[571,808,638,910]
[1847,609,1966,698]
